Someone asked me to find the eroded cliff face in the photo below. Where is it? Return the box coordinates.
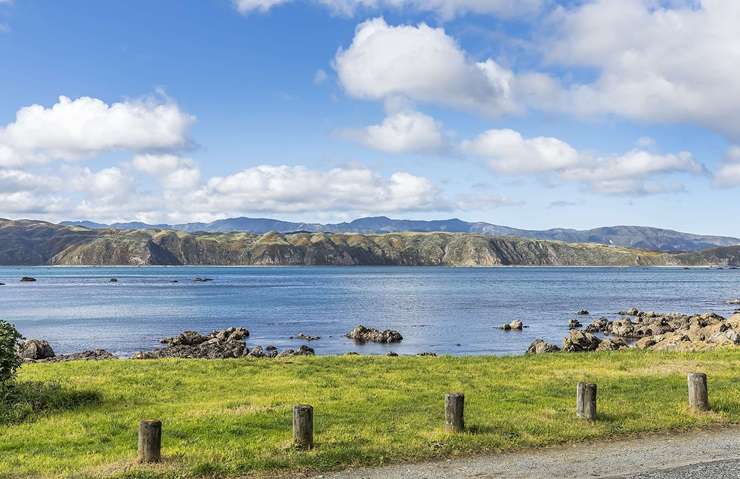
[0,219,731,266]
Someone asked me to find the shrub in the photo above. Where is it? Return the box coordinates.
[0,321,23,385]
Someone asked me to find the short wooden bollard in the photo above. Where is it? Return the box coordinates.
[138,420,162,463]
[293,404,314,450]
[445,393,465,433]
[688,373,709,411]
[576,382,597,420]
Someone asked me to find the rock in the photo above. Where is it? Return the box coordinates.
[109,278,118,283]
[417,352,437,357]
[576,309,590,315]
[596,337,628,351]
[585,317,610,333]
[527,339,561,354]
[53,349,117,362]
[386,352,398,357]
[0,282,5,286]
[18,339,55,360]
[278,345,315,357]
[626,308,640,316]
[727,299,740,305]
[568,318,582,329]
[346,325,403,343]
[135,327,249,359]
[296,333,321,341]
[609,318,636,337]
[193,277,213,282]
[20,276,36,282]
[500,320,523,331]
[247,346,264,358]
[563,330,601,352]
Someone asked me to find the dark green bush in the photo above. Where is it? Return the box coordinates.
[0,320,23,384]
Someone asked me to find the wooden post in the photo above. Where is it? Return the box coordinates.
[293,404,314,450]
[445,393,465,433]
[688,373,709,411]
[576,382,597,420]
[138,420,162,463]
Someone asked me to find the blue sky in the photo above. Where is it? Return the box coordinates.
[0,0,739,236]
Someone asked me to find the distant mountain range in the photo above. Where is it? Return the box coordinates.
[4,218,739,267]
[61,216,740,253]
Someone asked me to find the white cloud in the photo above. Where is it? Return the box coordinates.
[341,110,446,154]
[542,0,740,140]
[233,0,290,14]
[189,165,447,214]
[0,95,195,166]
[73,167,135,203]
[132,153,201,190]
[462,128,704,195]
[335,18,534,117]
[0,169,62,193]
[462,129,580,173]
[235,0,542,19]
[714,147,740,188]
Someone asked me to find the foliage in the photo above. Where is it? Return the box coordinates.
[0,320,23,385]
[3,350,740,478]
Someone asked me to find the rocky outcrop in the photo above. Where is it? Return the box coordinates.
[296,333,320,341]
[18,339,55,360]
[568,319,582,329]
[527,339,561,354]
[45,349,117,362]
[133,328,249,359]
[346,325,403,343]
[584,317,609,333]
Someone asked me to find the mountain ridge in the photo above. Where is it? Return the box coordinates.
[3,218,738,267]
[60,216,740,253]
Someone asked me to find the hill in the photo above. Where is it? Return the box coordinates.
[4,218,739,266]
[61,216,740,253]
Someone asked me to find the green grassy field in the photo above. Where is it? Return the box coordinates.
[2,351,740,478]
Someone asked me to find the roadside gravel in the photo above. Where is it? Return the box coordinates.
[312,426,739,479]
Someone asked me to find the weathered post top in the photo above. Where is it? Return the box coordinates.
[445,392,465,433]
[293,404,314,450]
[138,419,162,464]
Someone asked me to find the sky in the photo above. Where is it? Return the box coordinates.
[0,0,739,235]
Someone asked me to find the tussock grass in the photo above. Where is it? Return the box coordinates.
[2,350,740,478]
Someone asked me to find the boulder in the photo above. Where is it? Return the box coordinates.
[585,317,610,333]
[417,352,437,357]
[346,325,403,343]
[527,339,561,354]
[576,309,590,315]
[20,276,36,282]
[563,330,601,352]
[626,308,640,316]
[500,320,524,331]
[193,277,214,282]
[568,319,582,329]
[596,337,628,351]
[53,349,117,362]
[386,352,399,357]
[18,339,55,360]
[727,299,740,305]
[109,278,118,283]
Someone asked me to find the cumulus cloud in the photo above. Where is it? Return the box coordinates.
[0,95,195,166]
[714,147,740,188]
[132,153,201,190]
[341,110,447,154]
[461,129,580,173]
[334,18,545,117]
[541,0,740,140]
[188,165,447,214]
[235,0,542,19]
[462,129,704,195]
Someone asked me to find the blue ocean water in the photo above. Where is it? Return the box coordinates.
[0,266,738,356]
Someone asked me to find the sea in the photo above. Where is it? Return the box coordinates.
[1,266,738,356]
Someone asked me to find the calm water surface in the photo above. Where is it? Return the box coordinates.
[1,266,738,356]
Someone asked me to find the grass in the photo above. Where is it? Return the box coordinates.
[2,350,740,478]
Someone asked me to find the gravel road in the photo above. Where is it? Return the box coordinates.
[312,426,739,479]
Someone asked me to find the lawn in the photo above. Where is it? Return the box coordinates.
[2,351,740,478]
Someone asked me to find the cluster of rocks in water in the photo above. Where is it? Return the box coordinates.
[131,327,316,359]
[346,325,403,343]
[528,308,740,354]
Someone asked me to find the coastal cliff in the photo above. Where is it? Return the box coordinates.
[1,219,736,266]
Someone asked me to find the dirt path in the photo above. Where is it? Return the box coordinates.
[311,426,740,479]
